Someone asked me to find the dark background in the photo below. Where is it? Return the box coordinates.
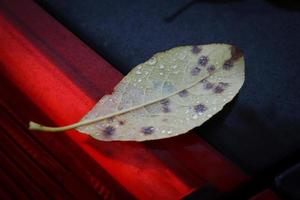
[35,0,300,192]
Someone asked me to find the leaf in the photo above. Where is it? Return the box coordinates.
[75,44,245,141]
[29,44,244,141]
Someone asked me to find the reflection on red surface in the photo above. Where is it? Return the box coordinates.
[250,189,282,200]
[0,0,249,199]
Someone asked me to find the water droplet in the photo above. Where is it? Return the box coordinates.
[167,130,172,134]
[162,130,166,134]
[192,114,198,119]
[213,107,217,111]
[145,71,149,75]
[159,64,164,69]
[136,70,142,75]
[207,114,212,118]
[172,65,177,69]
[109,98,113,102]
[147,57,157,65]
[138,79,142,82]
[137,65,142,69]
[223,98,227,102]
[159,72,164,75]
[179,53,187,60]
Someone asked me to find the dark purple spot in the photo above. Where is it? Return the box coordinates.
[192,46,201,54]
[198,56,208,66]
[194,104,207,113]
[207,65,215,73]
[178,89,189,97]
[160,99,170,106]
[214,85,224,93]
[118,120,126,125]
[223,60,233,70]
[213,82,229,94]
[204,82,214,90]
[103,126,115,136]
[191,66,201,76]
[141,126,154,134]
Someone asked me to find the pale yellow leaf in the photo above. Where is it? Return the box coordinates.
[76,44,245,141]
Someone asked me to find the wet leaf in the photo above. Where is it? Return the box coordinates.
[76,44,245,141]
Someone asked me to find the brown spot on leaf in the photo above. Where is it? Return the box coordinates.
[194,104,207,113]
[192,46,201,54]
[223,46,243,70]
[118,120,126,125]
[103,126,115,136]
[191,66,201,76]
[231,46,243,61]
[198,56,208,66]
[178,89,189,97]
[141,126,154,134]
